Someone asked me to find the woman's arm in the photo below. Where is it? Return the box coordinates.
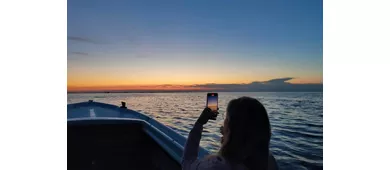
[181,108,218,170]
[181,122,203,168]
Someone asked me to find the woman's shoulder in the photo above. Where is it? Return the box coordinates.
[268,152,279,170]
[198,155,228,168]
[197,153,277,170]
[197,155,247,170]
[197,155,230,169]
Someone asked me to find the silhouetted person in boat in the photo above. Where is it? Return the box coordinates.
[182,97,278,170]
[120,102,127,109]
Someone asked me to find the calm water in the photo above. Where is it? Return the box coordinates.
[68,92,323,170]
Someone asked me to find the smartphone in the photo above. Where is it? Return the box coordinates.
[206,93,218,112]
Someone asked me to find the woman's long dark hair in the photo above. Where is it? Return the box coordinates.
[219,97,271,170]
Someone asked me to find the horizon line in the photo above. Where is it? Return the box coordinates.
[67,78,323,93]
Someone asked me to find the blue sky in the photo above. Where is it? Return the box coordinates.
[68,0,322,89]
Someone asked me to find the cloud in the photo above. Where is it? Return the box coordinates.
[68,36,99,44]
[68,52,88,56]
[262,77,294,84]
[191,78,322,92]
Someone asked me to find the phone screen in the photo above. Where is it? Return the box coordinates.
[207,93,218,112]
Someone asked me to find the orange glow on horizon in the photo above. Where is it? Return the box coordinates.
[67,85,218,92]
[68,62,322,90]
[67,77,322,92]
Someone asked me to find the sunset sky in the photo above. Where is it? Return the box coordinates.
[68,0,322,92]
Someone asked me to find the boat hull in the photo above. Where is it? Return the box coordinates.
[67,101,209,170]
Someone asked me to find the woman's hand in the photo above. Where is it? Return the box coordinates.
[196,107,219,125]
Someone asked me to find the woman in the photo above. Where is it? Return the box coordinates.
[182,97,278,170]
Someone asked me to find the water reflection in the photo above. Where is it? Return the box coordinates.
[68,92,323,170]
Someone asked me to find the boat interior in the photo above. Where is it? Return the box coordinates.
[68,122,181,170]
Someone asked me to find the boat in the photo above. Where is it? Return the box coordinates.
[68,100,209,170]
